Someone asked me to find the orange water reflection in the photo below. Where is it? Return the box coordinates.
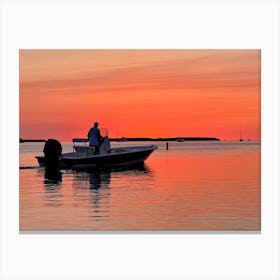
[20,142,260,231]
[147,147,260,230]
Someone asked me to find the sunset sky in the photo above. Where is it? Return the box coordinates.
[20,49,260,141]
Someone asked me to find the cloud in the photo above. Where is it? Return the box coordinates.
[20,50,260,95]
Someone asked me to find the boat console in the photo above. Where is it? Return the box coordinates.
[72,136,111,156]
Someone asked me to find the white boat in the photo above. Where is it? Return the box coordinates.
[36,136,157,169]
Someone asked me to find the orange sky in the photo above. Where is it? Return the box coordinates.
[20,49,260,141]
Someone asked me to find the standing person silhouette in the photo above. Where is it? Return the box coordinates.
[87,122,102,154]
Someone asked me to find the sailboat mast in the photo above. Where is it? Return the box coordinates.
[240,128,243,141]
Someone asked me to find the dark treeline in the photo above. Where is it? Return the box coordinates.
[110,137,220,141]
[20,137,220,143]
[20,138,46,143]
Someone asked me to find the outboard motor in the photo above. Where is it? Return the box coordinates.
[43,139,62,170]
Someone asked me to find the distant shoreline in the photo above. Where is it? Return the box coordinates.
[20,138,46,143]
[20,137,220,143]
[110,137,220,141]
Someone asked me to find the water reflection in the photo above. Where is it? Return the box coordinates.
[34,168,63,207]
[72,164,152,221]
[20,142,260,231]
[71,169,111,221]
[89,169,111,190]
[44,168,62,183]
[88,170,111,220]
[43,176,63,208]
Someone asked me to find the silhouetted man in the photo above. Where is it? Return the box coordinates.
[87,122,102,154]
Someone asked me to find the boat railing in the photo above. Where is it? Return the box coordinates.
[72,138,89,155]
[72,136,111,155]
[72,138,89,144]
[74,145,95,156]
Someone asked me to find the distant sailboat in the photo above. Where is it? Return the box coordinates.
[239,129,243,142]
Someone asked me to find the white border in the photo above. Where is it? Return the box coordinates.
[1,0,279,279]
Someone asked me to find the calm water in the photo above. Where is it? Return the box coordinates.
[20,141,260,231]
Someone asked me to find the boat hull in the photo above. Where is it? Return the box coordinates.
[36,145,157,169]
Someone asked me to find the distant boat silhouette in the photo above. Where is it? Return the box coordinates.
[239,129,243,142]
[117,137,128,142]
